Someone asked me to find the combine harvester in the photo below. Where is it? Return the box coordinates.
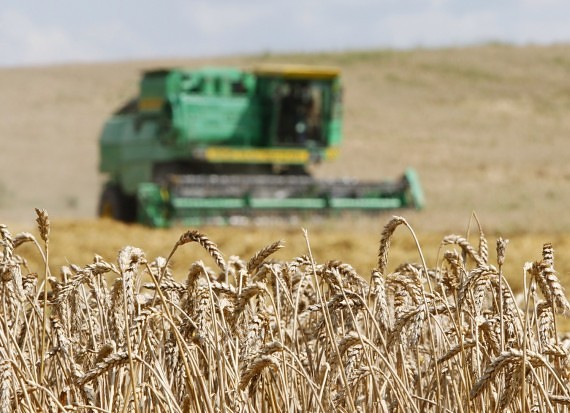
[98,64,424,227]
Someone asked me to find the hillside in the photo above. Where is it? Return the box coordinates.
[2,44,570,233]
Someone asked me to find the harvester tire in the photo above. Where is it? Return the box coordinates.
[98,184,137,223]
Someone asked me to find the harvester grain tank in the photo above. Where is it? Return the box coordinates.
[98,64,424,226]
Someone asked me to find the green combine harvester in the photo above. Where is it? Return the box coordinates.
[98,64,424,227]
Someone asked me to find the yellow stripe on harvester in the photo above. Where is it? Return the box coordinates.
[252,64,341,80]
[205,147,311,164]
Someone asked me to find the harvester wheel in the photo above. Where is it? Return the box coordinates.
[98,184,137,223]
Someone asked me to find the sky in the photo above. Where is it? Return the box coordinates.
[1,0,570,67]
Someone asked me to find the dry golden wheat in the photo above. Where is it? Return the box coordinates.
[1,211,570,412]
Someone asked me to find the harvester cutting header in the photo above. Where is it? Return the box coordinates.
[98,64,423,226]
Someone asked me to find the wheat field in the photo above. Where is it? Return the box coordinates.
[2,209,570,412]
[4,43,570,411]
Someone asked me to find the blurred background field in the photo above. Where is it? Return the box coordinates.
[3,44,570,292]
[3,44,570,232]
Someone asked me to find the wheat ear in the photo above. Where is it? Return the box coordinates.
[378,216,407,275]
[176,230,227,272]
[247,240,284,273]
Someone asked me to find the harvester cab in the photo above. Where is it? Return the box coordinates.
[98,64,423,226]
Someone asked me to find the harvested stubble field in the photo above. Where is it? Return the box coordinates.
[3,43,570,411]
